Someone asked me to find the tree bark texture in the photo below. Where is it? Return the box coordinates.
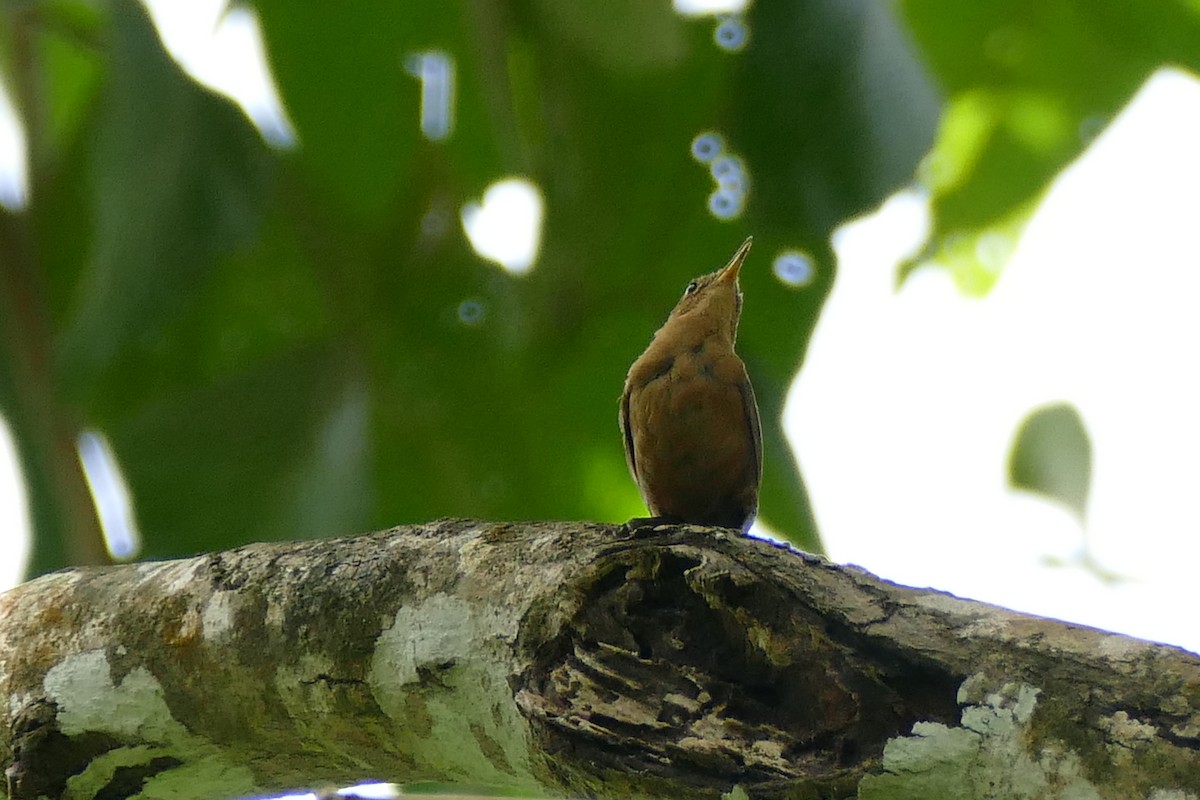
[1,520,1198,800]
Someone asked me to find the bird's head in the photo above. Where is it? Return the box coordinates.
[666,237,752,342]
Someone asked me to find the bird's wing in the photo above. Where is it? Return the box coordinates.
[619,386,638,482]
[739,371,763,485]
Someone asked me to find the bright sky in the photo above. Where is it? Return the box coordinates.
[793,68,1200,654]
[2,3,1199,657]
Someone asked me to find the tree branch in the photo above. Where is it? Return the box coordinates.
[1,520,1197,799]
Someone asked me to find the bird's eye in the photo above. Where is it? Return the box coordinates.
[684,280,699,296]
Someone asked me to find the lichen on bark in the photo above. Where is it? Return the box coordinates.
[1,521,1197,800]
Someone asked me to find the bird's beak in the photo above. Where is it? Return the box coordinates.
[718,236,753,284]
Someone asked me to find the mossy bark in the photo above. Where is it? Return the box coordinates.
[1,520,1197,799]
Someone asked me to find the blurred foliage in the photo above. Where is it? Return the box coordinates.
[0,0,1193,577]
[1008,402,1124,584]
[899,0,1200,289]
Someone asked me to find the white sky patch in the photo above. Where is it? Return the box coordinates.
[0,79,28,210]
[0,415,31,590]
[673,0,750,17]
[403,50,455,142]
[251,784,399,800]
[77,430,141,560]
[139,0,295,147]
[461,177,545,275]
[335,784,400,799]
[790,67,1200,654]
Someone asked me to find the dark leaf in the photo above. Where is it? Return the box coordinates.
[1008,402,1092,520]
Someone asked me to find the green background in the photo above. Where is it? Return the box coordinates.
[2,0,1197,577]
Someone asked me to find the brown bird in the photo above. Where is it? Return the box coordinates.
[620,237,762,532]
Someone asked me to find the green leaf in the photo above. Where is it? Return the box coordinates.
[252,0,455,220]
[735,0,940,242]
[58,0,273,391]
[900,0,1200,283]
[114,344,364,557]
[1008,402,1092,520]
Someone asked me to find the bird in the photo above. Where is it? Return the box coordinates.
[619,237,762,533]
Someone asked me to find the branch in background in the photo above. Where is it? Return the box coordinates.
[0,209,108,577]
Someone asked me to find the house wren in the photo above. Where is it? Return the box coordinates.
[620,237,762,532]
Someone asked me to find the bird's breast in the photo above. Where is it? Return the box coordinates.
[624,338,758,527]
